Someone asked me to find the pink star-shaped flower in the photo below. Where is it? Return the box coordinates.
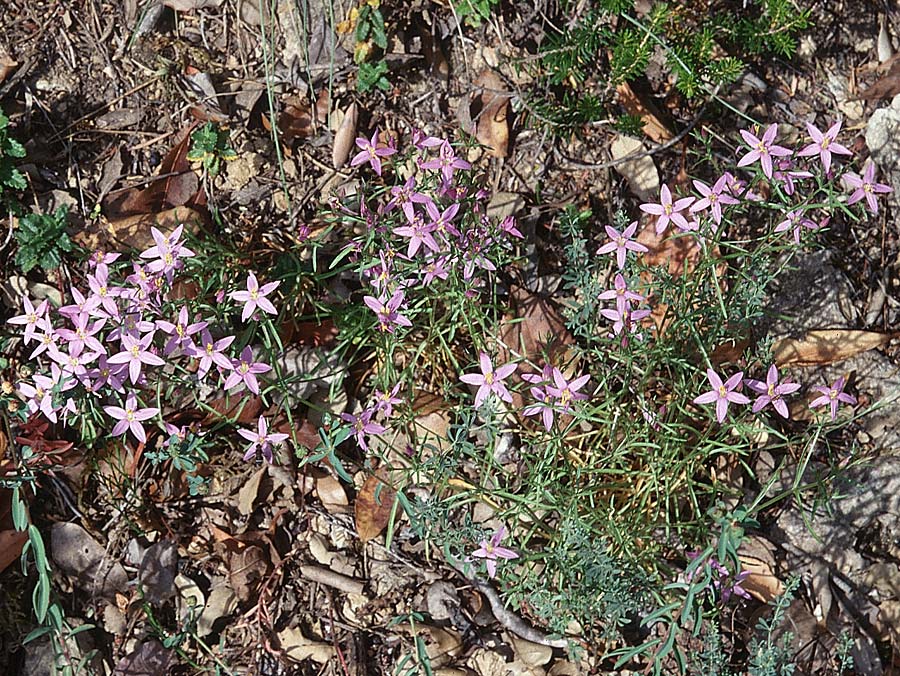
[231,272,280,322]
[843,161,892,215]
[736,123,793,179]
[459,352,517,408]
[809,376,856,421]
[796,120,852,174]
[471,526,519,579]
[596,221,648,268]
[693,368,750,423]
[745,365,801,418]
[640,185,695,234]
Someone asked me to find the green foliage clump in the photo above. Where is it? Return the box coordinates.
[0,108,26,198]
[524,0,810,133]
[15,207,74,274]
[187,122,237,178]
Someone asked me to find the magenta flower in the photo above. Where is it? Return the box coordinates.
[373,383,403,418]
[690,176,739,228]
[156,306,208,356]
[104,392,159,444]
[809,376,856,421]
[471,526,519,579]
[693,369,750,423]
[736,123,792,179]
[108,333,165,384]
[386,176,432,221]
[425,201,461,240]
[223,346,271,396]
[600,305,652,345]
[598,273,645,314]
[238,415,289,463]
[86,263,123,318]
[231,272,280,322]
[796,120,852,174]
[771,159,813,197]
[56,311,107,355]
[341,409,386,452]
[422,256,451,285]
[420,141,471,184]
[393,214,439,258]
[7,297,50,344]
[596,221,648,268]
[843,161,892,215]
[546,368,591,413]
[350,130,396,176]
[140,225,195,281]
[189,329,236,379]
[640,184,695,234]
[18,374,58,422]
[522,364,555,430]
[59,287,101,320]
[363,290,413,333]
[460,352,517,408]
[745,365,801,418]
[774,209,819,244]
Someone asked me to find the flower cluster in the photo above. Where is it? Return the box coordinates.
[693,365,855,424]
[8,226,284,460]
[345,129,520,338]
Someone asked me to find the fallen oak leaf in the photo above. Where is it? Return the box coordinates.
[355,466,396,543]
[772,329,896,367]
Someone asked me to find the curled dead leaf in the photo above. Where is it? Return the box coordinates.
[772,330,895,367]
[471,70,511,158]
[332,102,358,169]
[355,467,396,543]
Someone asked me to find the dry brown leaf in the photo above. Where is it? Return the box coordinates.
[316,475,349,511]
[277,626,335,664]
[332,102,358,169]
[228,544,270,603]
[858,55,900,100]
[772,330,895,367]
[472,71,510,157]
[616,82,673,143]
[105,124,200,218]
[79,206,203,253]
[355,467,396,543]
[279,95,314,144]
[0,528,27,575]
[0,50,17,84]
[201,393,264,426]
[498,285,576,366]
[738,535,784,603]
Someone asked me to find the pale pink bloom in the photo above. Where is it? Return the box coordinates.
[350,130,396,176]
[598,273,644,314]
[546,368,590,413]
[745,365,801,419]
[108,333,165,384]
[188,329,235,379]
[460,352,517,407]
[640,185,695,234]
[690,176,739,227]
[774,209,819,244]
[810,376,856,420]
[238,415,289,463]
[471,526,519,579]
[18,374,57,422]
[231,272,280,322]
[7,297,50,344]
[373,383,403,418]
[140,225,195,280]
[223,346,271,395]
[796,120,852,174]
[693,369,750,423]
[596,221,648,268]
[341,409,386,452]
[843,161,892,215]
[736,123,792,178]
[156,306,208,355]
[104,392,159,444]
[363,290,412,333]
